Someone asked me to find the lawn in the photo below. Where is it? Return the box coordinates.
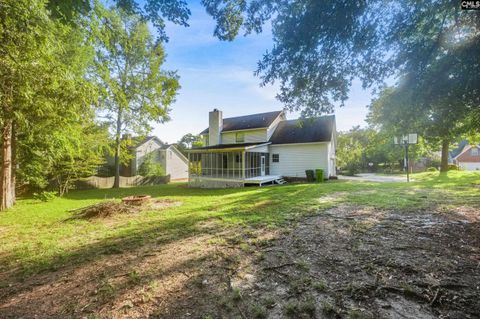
[0,171,479,318]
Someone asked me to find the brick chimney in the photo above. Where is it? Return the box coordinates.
[209,108,223,146]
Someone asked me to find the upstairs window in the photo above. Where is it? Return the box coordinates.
[272,154,280,163]
[204,135,209,146]
[235,132,245,143]
[472,147,479,156]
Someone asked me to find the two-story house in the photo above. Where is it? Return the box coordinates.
[187,109,336,187]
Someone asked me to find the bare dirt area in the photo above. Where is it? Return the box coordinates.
[0,205,479,318]
[237,205,480,319]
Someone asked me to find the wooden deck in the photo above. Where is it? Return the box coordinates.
[244,175,283,186]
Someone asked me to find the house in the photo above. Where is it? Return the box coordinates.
[450,141,480,171]
[100,136,189,180]
[187,109,336,187]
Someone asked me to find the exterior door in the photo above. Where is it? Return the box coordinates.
[261,156,266,176]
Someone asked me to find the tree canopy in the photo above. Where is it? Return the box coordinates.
[94,6,180,187]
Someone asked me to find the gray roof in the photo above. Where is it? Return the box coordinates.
[200,111,283,134]
[189,142,268,151]
[269,116,335,144]
[449,140,469,159]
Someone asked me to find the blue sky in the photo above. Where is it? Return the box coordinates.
[152,2,371,143]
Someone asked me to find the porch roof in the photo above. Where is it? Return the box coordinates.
[187,142,271,153]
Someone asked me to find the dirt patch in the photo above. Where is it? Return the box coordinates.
[149,199,183,210]
[237,205,480,318]
[1,205,479,318]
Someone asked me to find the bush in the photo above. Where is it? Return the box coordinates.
[33,191,57,202]
[138,153,166,176]
[315,169,324,182]
[448,164,459,171]
[426,167,438,172]
[305,170,315,182]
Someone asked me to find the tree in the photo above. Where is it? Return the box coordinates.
[94,6,180,188]
[176,133,203,155]
[200,1,480,117]
[368,85,475,172]
[49,122,109,196]
[0,0,96,210]
[44,1,480,118]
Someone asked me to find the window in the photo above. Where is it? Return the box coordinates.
[204,135,209,146]
[235,132,245,143]
[272,154,279,163]
[472,147,479,156]
[235,154,242,163]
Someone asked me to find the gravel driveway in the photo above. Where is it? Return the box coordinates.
[338,173,410,182]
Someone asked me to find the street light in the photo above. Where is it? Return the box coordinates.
[394,134,418,182]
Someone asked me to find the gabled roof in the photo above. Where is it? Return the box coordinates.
[450,140,469,159]
[269,115,335,144]
[132,136,164,149]
[200,111,283,134]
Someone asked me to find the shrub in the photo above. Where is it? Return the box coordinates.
[448,164,459,171]
[138,153,165,176]
[305,170,315,182]
[33,191,57,202]
[315,169,324,182]
[426,167,438,172]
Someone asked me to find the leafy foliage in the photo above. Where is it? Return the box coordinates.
[176,133,203,155]
[138,153,166,177]
[0,0,100,207]
[202,1,479,120]
[337,126,436,175]
[93,6,180,186]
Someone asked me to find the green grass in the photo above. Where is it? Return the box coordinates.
[0,171,478,280]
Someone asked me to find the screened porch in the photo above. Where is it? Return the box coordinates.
[188,151,270,180]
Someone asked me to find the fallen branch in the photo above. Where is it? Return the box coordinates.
[430,288,441,306]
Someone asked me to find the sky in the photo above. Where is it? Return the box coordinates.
[152,2,372,144]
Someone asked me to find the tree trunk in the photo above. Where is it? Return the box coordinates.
[440,138,450,173]
[113,109,122,188]
[11,122,16,204]
[1,119,14,210]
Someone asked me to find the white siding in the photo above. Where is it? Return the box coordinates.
[133,138,163,175]
[459,162,480,171]
[165,147,189,180]
[221,129,268,144]
[269,143,331,178]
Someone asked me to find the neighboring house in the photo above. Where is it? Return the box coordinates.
[187,109,336,187]
[101,136,189,180]
[450,141,480,171]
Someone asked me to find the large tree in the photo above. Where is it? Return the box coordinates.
[44,1,480,117]
[94,7,179,188]
[0,0,96,210]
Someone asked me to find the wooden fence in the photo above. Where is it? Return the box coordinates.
[74,175,170,190]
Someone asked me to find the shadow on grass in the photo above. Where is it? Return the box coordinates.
[1,172,479,317]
